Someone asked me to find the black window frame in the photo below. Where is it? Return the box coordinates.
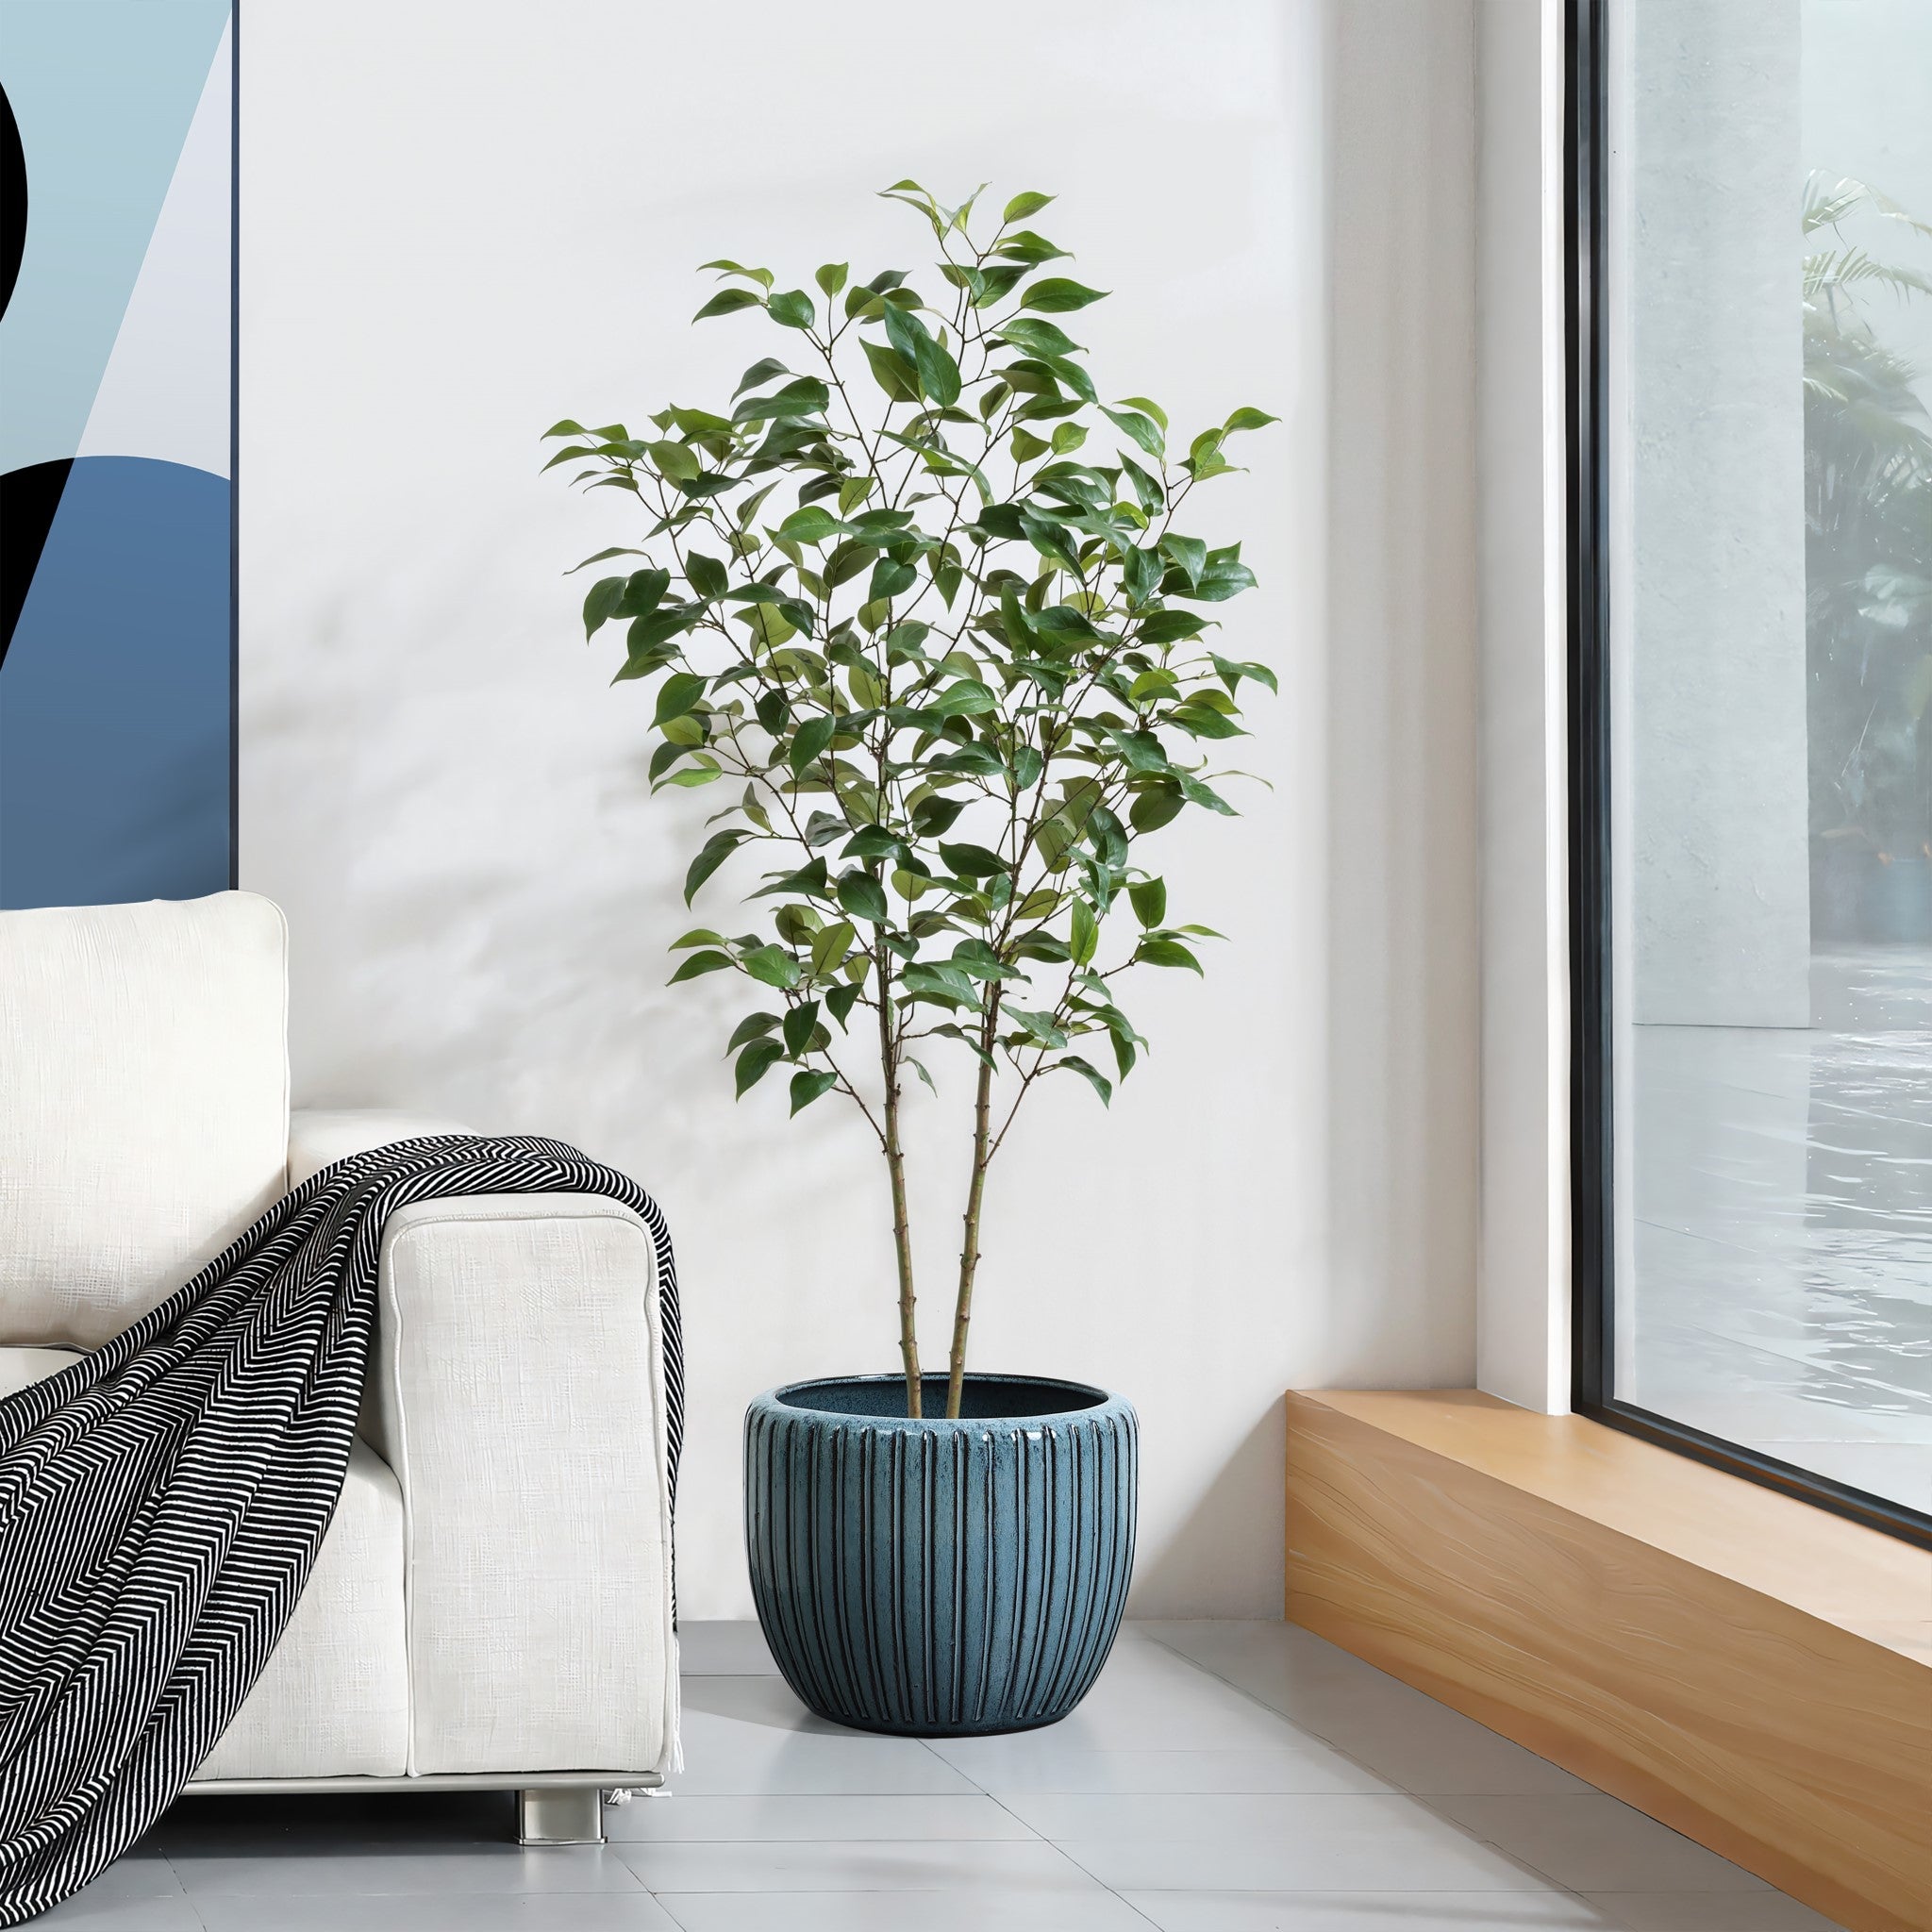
[1564,0,1932,1553]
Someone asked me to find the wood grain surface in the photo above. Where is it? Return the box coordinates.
[1285,1390,1932,1932]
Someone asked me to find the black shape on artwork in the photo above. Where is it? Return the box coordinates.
[0,460,75,668]
[0,81,24,322]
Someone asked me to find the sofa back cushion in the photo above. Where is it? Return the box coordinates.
[0,892,290,1346]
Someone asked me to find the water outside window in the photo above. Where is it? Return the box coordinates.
[1610,0,1932,1513]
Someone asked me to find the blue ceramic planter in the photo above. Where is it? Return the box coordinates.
[743,1373,1138,1737]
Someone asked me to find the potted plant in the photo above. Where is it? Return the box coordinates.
[545,180,1274,1735]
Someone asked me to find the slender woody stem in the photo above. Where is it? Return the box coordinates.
[946,986,1003,1418]
[880,977,921,1416]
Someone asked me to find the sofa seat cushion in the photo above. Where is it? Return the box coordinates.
[0,891,291,1349]
[192,1439,409,1782]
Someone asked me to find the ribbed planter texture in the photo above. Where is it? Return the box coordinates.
[743,1373,1138,1737]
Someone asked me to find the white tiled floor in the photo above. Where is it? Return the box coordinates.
[63,1622,1845,1932]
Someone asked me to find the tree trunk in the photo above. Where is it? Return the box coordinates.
[945,991,1001,1419]
[880,991,921,1417]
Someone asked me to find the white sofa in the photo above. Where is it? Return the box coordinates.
[0,891,678,1844]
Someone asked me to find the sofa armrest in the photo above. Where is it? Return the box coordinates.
[288,1108,473,1189]
[361,1191,677,1778]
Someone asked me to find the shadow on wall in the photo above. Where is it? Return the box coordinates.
[1132,1405,1290,1618]
[238,0,1482,1615]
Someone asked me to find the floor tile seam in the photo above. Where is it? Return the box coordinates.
[614,1827,1048,1843]
[1412,1808,1774,1903]
[161,1857,211,1925]
[1118,1630,1457,1797]
[1038,1855,1591,1896]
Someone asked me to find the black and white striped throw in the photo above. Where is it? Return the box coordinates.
[0,1135,681,1927]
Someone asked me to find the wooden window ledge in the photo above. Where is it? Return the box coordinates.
[1285,1390,1931,1932]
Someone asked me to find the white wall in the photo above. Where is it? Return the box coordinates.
[1475,0,1571,1415]
[239,0,1479,1619]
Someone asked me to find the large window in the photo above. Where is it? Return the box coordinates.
[1571,0,1932,1545]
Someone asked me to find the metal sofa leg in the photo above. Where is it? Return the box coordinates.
[518,1786,604,1845]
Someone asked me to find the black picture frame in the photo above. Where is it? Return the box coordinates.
[1563,0,1932,1553]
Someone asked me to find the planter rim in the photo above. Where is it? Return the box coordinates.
[753,1371,1130,1428]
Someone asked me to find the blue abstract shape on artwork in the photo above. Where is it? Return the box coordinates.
[0,4,232,911]
[0,457,230,908]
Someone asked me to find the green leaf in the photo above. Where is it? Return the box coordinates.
[1007,1008,1069,1049]
[1171,704,1246,740]
[1212,653,1279,695]
[686,552,729,599]
[1120,454,1164,514]
[543,418,588,438]
[901,961,982,1008]
[776,506,845,546]
[616,568,672,618]
[1021,277,1108,313]
[1137,937,1202,973]
[869,558,917,601]
[996,316,1082,358]
[1108,728,1170,774]
[564,546,647,575]
[1188,548,1259,602]
[1223,406,1279,433]
[1139,609,1206,643]
[789,1068,839,1114]
[810,920,857,975]
[645,440,700,483]
[910,794,966,837]
[732,357,790,399]
[735,1038,785,1096]
[996,229,1071,265]
[767,289,816,330]
[789,714,837,773]
[619,608,694,670]
[583,575,626,638]
[1160,535,1207,586]
[1055,1054,1113,1106]
[1102,405,1165,458]
[861,338,922,403]
[1129,783,1186,833]
[685,827,748,905]
[815,261,849,297]
[693,287,761,322]
[742,944,802,990]
[699,258,774,288]
[940,842,1008,878]
[932,679,995,717]
[1003,190,1055,222]
[1123,547,1162,607]
[837,871,890,924]
[782,1000,822,1057]
[726,1011,779,1052]
[653,673,707,727]
[667,948,732,984]
[658,762,725,788]
[1176,772,1235,815]
[671,927,727,949]
[732,377,831,424]
[825,981,863,1027]
[1129,877,1167,928]
[1069,898,1098,967]
[881,303,961,408]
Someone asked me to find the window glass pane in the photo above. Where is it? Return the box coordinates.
[1608,0,1932,1512]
